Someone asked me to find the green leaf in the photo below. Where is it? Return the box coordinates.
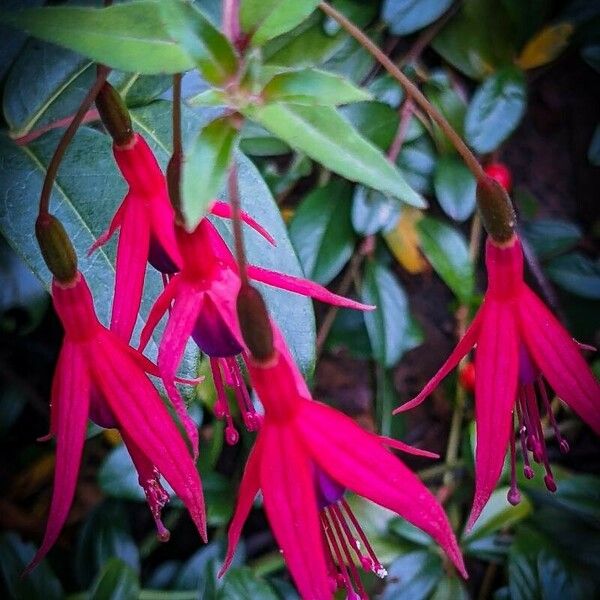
[361,260,422,367]
[288,180,356,285]
[417,217,474,303]
[245,103,425,207]
[241,0,320,46]
[397,137,436,195]
[433,155,476,221]
[158,0,238,84]
[465,67,527,153]
[432,0,518,80]
[424,71,467,153]
[239,121,290,156]
[521,218,582,259]
[0,532,63,600]
[75,502,139,588]
[3,1,238,83]
[341,100,399,149]
[4,39,171,139]
[431,576,470,600]
[382,0,453,35]
[463,487,533,544]
[89,558,140,600]
[262,68,372,105]
[368,73,404,108]
[218,567,280,600]
[381,550,443,600]
[546,252,600,299]
[351,185,401,236]
[182,116,239,229]
[2,1,196,74]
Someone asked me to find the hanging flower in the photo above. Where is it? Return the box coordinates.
[90,130,272,344]
[26,271,207,572]
[139,219,374,451]
[395,235,600,528]
[219,331,467,599]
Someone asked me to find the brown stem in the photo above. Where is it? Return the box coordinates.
[38,66,110,216]
[228,164,248,285]
[172,73,182,157]
[387,99,414,163]
[318,1,486,182]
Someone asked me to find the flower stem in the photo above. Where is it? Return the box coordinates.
[318,1,486,182]
[38,66,110,216]
[172,73,182,157]
[228,163,248,286]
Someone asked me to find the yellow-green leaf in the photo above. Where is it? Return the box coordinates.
[517,23,573,70]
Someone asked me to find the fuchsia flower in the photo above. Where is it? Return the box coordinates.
[139,218,374,451]
[27,272,206,572]
[91,131,273,343]
[219,332,467,599]
[395,235,600,529]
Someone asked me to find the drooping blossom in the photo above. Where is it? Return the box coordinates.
[395,235,600,529]
[219,331,467,599]
[26,271,207,572]
[91,131,272,344]
[139,218,374,451]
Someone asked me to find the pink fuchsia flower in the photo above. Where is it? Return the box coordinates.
[91,131,273,344]
[139,218,374,451]
[219,332,467,599]
[26,272,207,573]
[395,234,600,529]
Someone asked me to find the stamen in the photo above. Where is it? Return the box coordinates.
[209,358,238,445]
[341,499,386,578]
[321,512,355,599]
[538,381,569,454]
[327,507,367,599]
[516,396,534,479]
[507,412,521,506]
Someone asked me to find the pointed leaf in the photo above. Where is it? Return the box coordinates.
[182,116,239,229]
[417,216,474,303]
[433,154,476,222]
[241,0,321,46]
[517,23,573,70]
[89,558,140,600]
[4,39,170,140]
[262,68,372,105]
[465,67,527,153]
[381,551,443,600]
[2,1,196,74]
[361,260,422,367]
[352,185,401,236]
[288,180,355,285]
[244,103,425,207]
[382,0,453,35]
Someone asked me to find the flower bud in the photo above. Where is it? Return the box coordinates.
[236,283,274,361]
[95,82,133,146]
[35,213,77,283]
[476,174,516,243]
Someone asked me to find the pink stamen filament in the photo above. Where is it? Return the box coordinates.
[507,412,520,506]
[209,356,260,444]
[341,499,386,577]
[327,507,367,599]
[321,512,360,599]
[538,381,569,454]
